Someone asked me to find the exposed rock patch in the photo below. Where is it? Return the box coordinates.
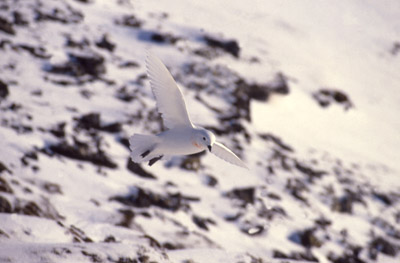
[75,112,122,133]
[110,187,199,212]
[0,16,15,35]
[203,35,240,58]
[0,80,9,100]
[48,139,117,169]
[126,159,157,179]
[313,88,353,110]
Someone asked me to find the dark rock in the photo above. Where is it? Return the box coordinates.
[0,161,11,174]
[15,44,51,59]
[369,237,398,259]
[74,0,92,3]
[0,177,13,193]
[35,6,84,24]
[268,72,290,94]
[142,234,161,248]
[150,32,180,44]
[69,225,93,243]
[332,196,352,214]
[52,247,72,256]
[0,229,10,238]
[180,152,204,171]
[295,161,327,182]
[203,174,218,187]
[116,15,142,28]
[234,72,289,104]
[257,205,287,220]
[137,30,180,44]
[315,217,332,229]
[104,235,117,243]
[100,122,122,133]
[12,198,63,220]
[16,201,42,217]
[289,228,322,248]
[390,42,400,56]
[193,47,221,60]
[218,116,249,137]
[31,89,42,96]
[0,80,9,99]
[117,209,135,228]
[372,217,400,240]
[24,151,38,160]
[273,250,319,262]
[119,61,139,68]
[231,79,252,121]
[49,139,117,169]
[138,255,149,263]
[313,88,353,110]
[43,182,63,194]
[50,122,67,138]
[0,16,15,35]
[332,189,365,214]
[192,215,216,231]
[266,192,281,200]
[329,246,366,263]
[373,191,397,206]
[10,124,33,133]
[259,133,293,152]
[118,137,130,149]
[162,242,185,250]
[96,34,116,52]
[0,195,12,213]
[126,159,157,179]
[226,187,255,205]
[115,257,138,263]
[236,78,269,102]
[76,112,122,133]
[21,151,38,166]
[81,250,102,262]
[69,53,106,77]
[76,112,101,130]
[13,11,28,26]
[224,212,242,222]
[286,178,308,203]
[8,102,22,111]
[65,36,90,49]
[116,86,136,102]
[111,187,199,211]
[0,39,12,49]
[204,35,240,57]
[46,52,105,78]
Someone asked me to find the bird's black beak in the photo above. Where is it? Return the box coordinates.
[207,145,212,152]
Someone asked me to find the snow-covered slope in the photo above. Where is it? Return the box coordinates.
[1,0,399,262]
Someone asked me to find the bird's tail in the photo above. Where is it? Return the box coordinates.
[129,134,159,163]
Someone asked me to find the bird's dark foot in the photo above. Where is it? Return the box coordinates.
[148,155,163,166]
[141,150,151,158]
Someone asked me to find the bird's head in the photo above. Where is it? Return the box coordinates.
[194,129,216,152]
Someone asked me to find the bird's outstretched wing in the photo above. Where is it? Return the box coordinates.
[146,52,193,129]
[211,142,248,169]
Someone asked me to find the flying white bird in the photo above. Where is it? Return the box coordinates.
[129,52,248,169]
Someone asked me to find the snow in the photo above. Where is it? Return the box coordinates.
[1,0,400,262]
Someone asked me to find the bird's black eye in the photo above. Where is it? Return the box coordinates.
[203,137,206,141]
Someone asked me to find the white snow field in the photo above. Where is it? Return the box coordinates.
[0,0,399,262]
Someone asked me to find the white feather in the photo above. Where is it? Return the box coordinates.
[211,142,249,169]
[146,52,193,129]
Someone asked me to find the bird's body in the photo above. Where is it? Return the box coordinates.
[129,52,248,169]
